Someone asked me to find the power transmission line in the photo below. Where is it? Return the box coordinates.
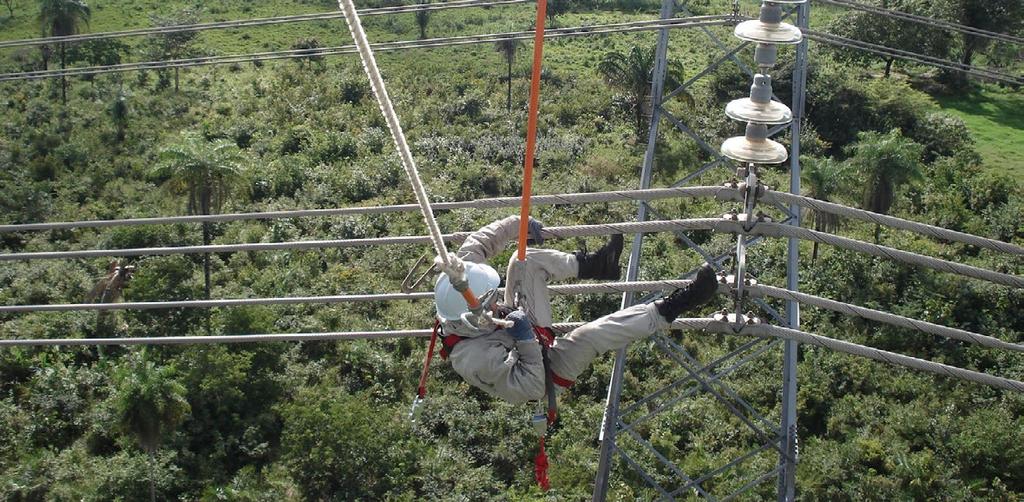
[750,222,1024,289]
[750,283,1024,353]
[3,217,1019,287]
[0,219,724,260]
[816,0,1024,45]
[0,16,738,82]
[0,280,695,313]
[747,323,1024,394]
[763,190,1024,255]
[0,0,532,49]
[3,318,1021,394]
[0,186,731,232]
[3,16,1016,89]
[807,30,1024,85]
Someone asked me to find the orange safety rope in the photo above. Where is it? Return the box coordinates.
[516,2,551,490]
[516,0,548,261]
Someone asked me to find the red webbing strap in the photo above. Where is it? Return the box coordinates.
[536,324,556,492]
[439,333,462,360]
[534,436,551,490]
[535,326,559,423]
[416,320,441,399]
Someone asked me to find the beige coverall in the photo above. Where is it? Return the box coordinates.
[446,216,670,404]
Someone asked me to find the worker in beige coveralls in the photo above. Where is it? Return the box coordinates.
[433,216,718,404]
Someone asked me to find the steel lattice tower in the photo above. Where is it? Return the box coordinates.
[593,1,810,500]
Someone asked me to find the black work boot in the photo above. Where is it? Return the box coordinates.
[655,264,718,322]
[576,234,624,280]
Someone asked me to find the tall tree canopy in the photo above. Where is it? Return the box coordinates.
[828,0,952,77]
[38,0,91,103]
[802,157,855,261]
[846,130,924,241]
[152,133,247,298]
[597,45,687,140]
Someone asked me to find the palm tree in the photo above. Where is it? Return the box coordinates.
[846,130,924,243]
[152,133,246,299]
[113,352,190,502]
[494,37,521,113]
[38,0,91,104]
[598,45,689,141]
[802,157,854,262]
[415,0,430,40]
[546,0,569,25]
[109,88,128,142]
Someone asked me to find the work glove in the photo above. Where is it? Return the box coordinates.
[527,218,545,246]
[434,252,468,291]
[505,309,535,341]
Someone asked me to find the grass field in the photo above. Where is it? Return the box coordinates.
[934,86,1024,181]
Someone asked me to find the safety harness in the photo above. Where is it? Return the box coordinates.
[438,322,571,490]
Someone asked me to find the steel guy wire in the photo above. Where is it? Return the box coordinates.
[0,0,533,49]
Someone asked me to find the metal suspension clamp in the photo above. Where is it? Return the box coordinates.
[713,311,763,328]
[725,274,759,297]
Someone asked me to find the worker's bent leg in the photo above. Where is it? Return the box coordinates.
[547,303,670,383]
[505,248,577,326]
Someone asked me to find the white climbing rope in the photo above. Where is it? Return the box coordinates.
[338,0,452,268]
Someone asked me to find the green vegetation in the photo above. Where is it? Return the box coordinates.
[0,0,1021,499]
[936,87,1024,179]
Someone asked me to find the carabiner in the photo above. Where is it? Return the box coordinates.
[401,252,438,293]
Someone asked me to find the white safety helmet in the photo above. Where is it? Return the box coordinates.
[434,262,501,322]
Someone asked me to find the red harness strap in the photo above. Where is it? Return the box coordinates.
[533,326,574,389]
[416,320,442,399]
[439,333,461,360]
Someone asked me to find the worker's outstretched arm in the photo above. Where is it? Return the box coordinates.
[457,215,521,264]
[458,216,544,264]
